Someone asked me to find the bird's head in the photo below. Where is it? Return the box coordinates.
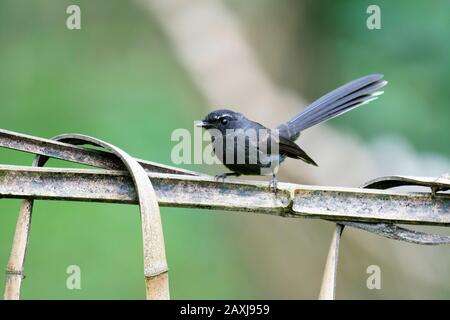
[196,109,244,134]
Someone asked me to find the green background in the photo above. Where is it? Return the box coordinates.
[0,0,449,299]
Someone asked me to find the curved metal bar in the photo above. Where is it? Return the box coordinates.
[53,134,169,300]
[317,176,450,300]
[4,134,170,300]
[0,128,201,176]
[354,175,450,245]
[339,221,450,245]
[362,175,450,192]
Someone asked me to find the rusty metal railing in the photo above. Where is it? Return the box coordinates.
[1,128,449,299]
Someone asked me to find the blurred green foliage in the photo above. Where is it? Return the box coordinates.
[229,0,449,156]
[0,0,449,299]
[0,0,253,299]
[303,0,450,157]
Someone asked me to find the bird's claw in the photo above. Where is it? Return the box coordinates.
[269,176,278,193]
[214,173,228,182]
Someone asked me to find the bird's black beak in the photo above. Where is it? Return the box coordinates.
[195,121,212,129]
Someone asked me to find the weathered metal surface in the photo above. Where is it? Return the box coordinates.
[343,175,450,245]
[340,221,450,245]
[0,165,290,213]
[292,187,450,226]
[362,175,450,192]
[0,165,449,226]
[317,174,450,300]
[0,128,201,176]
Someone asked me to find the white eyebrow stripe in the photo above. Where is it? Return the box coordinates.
[218,114,233,118]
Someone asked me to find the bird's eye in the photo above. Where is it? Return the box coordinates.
[220,117,229,125]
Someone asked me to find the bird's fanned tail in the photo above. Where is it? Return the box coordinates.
[277,74,387,140]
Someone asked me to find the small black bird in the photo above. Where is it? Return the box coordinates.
[197,74,387,190]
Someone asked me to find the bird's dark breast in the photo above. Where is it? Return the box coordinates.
[223,162,266,175]
[211,131,287,175]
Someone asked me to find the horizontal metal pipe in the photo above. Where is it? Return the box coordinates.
[0,165,448,226]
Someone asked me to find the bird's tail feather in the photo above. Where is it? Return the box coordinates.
[278,74,387,140]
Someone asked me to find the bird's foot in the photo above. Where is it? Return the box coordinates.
[269,175,278,193]
[214,173,228,182]
[214,172,240,182]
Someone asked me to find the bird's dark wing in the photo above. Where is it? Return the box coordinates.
[277,135,318,166]
[244,128,318,167]
[277,74,387,141]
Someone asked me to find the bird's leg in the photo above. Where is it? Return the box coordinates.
[269,174,278,193]
[214,172,241,182]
